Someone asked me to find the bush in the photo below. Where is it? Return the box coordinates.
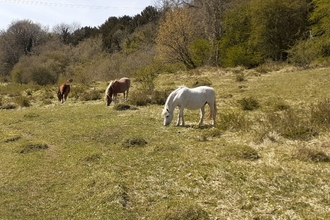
[113,104,137,111]
[235,73,246,82]
[218,110,250,131]
[20,143,49,154]
[14,96,31,107]
[122,137,147,148]
[237,97,260,111]
[189,77,212,87]
[219,145,260,161]
[129,90,150,106]
[293,146,330,162]
[150,90,170,105]
[311,98,330,128]
[150,200,209,220]
[129,89,170,106]
[79,90,102,101]
[0,103,17,110]
[267,109,318,140]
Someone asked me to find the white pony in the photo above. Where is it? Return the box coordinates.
[162,86,217,126]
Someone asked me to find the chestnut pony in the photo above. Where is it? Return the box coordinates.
[57,79,72,103]
[105,77,130,106]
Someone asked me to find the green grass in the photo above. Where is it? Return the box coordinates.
[1,67,330,219]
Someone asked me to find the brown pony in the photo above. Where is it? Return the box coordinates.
[105,77,130,106]
[57,79,72,103]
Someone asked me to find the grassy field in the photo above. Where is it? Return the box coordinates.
[1,66,330,219]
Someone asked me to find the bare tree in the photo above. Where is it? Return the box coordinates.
[156,7,198,69]
[0,20,47,76]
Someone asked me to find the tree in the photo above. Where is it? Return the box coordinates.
[100,16,133,52]
[220,1,262,67]
[52,22,81,44]
[249,0,309,61]
[0,20,47,76]
[194,0,231,65]
[156,7,199,69]
[219,0,309,66]
[309,0,330,57]
[289,0,330,65]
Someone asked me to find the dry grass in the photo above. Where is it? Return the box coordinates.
[0,67,330,219]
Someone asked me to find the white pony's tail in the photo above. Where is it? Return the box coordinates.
[208,97,217,120]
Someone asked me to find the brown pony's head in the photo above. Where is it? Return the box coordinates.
[105,81,114,106]
[106,94,112,106]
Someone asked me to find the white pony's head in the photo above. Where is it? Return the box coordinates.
[162,108,173,126]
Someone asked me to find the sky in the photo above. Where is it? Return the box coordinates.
[0,0,154,30]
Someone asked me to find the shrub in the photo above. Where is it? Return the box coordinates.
[79,90,102,101]
[14,96,31,107]
[235,73,246,82]
[129,90,150,106]
[122,137,147,148]
[113,104,137,111]
[189,77,212,87]
[218,110,250,131]
[293,146,330,162]
[70,84,88,100]
[20,143,49,154]
[0,103,17,110]
[237,97,260,111]
[150,200,210,220]
[150,90,170,105]
[311,98,330,128]
[267,109,318,140]
[219,145,260,161]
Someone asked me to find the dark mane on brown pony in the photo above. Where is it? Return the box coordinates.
[57,79,73,103]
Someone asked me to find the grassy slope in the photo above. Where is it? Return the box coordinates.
[0,67,330,219]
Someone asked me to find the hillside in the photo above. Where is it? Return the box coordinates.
[0,67,330,219]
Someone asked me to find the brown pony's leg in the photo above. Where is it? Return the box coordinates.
[113,94,117,104]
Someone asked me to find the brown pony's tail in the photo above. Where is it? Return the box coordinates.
[208,97,217,120]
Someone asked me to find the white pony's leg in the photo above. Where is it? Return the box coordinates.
[176,107,184,126]
[199,106,205,125]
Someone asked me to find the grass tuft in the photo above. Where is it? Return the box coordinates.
[4,135,21,143]
[20,143,49,154]
[219,145,260,161]
[0,103,17,109]
[293,146,330,162]
[82,153,101,162]
[237,97,260,111]
[150,199,210,220]
[122,137,147,148]
[113,103,137,111]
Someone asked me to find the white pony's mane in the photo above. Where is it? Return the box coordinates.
[162,85,187,115]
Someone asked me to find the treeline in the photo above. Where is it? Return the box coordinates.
[0,0,329,85]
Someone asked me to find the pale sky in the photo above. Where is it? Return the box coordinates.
[0,0,155,30]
